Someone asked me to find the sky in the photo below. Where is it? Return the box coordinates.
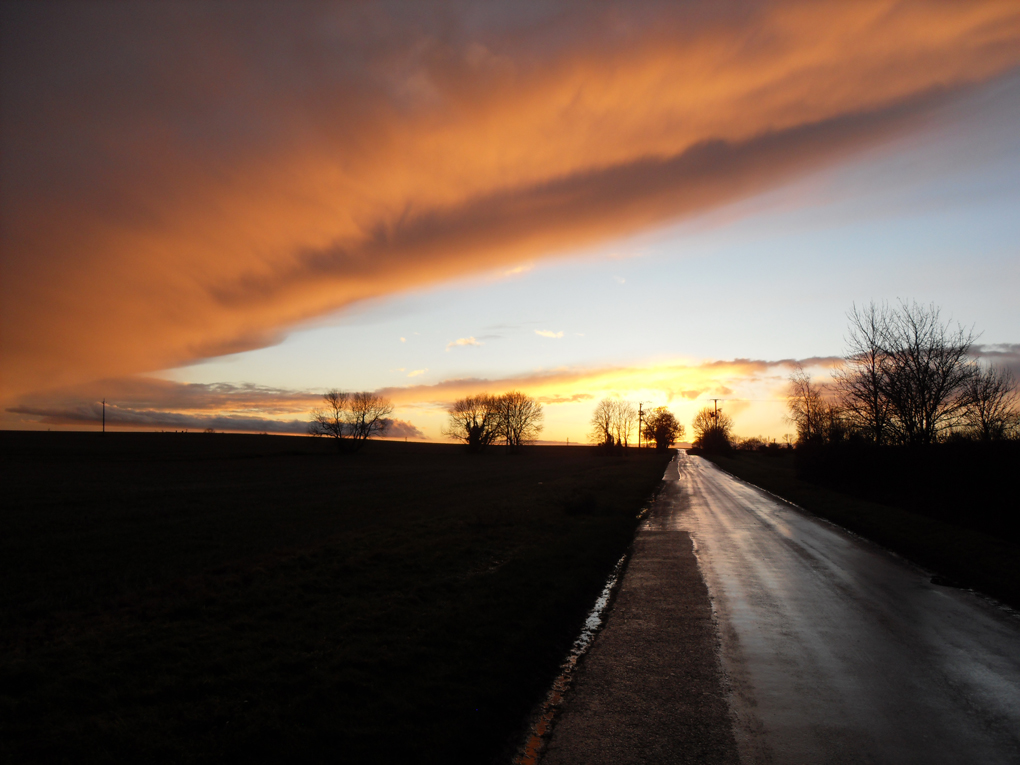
[2,1,1019,443]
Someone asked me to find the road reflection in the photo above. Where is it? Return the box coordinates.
[676,453,1020,765]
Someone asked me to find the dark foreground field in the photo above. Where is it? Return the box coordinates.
[701,450,1020,611]
[0,432,671,764]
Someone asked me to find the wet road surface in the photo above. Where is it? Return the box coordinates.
[679,452,1020,764]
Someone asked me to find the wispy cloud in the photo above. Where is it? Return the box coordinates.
[536,393,595,405]
[500,264,534,278]
[446,336,483,350]
[535,330,564,339]
[407,369,428,378]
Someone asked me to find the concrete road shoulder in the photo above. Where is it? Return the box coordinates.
[538,475,738,765]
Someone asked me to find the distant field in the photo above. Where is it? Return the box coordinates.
[700,450,1020,611]
[0,432,672,764]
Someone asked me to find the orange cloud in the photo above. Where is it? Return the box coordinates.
[2,355,841,440]
[373,355,841,408]
[3,2,1019,400]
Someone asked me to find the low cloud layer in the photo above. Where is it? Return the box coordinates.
[7,403,312,435]
[972,343,1020,378]
[369,355,843,411]
[4,354,840,436]
[6,378,427,438]
[3,2,1019,401]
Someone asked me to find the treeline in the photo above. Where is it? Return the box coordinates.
[786,301,1020,541]
[445,393,687,454]
[588,399,684,451]
[787,301,1018,446]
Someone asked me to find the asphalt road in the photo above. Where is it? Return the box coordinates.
[539,452,1020,764]
[679,451,1020,764]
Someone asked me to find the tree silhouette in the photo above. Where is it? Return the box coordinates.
[641,407,685,451]
[692,405,733,453]
[962,365,1019,441]
[833,302,893,444]
[787,366,846,445]
[443,394,502,452]
[497,390,544,451]
[589,398,637,450]
[879,301,975,445]
[309,389,393,450]
[832,301,976,445]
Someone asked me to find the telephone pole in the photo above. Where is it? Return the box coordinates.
[638,403,643,449]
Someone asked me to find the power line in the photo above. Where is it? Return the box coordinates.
[706,396,785,413]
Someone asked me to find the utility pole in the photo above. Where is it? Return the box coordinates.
[102,398,106,433]
[638,403,643,449]
[710,399,721,422]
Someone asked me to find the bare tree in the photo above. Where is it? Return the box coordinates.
[692,405,733,453]
[787,366,827,444]
[496,390,544,450]
[833,302,893,444]
[589,398,616,447]
[962,365,1019,441]
[612,400,637,448]
[309,389,393,450]
[787,366,846,445]
[878,301,975,445]
[309,389,351,441]
[641,407,685,451]
[348,391,395,442]
[589,398,636,448]
[443,394,502,452]
[832,301,981,445]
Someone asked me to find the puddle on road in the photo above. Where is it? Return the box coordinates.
[512,552,629,765]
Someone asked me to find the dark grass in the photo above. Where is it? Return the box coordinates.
[794,440,1020,543]
[700,449,1020,611]
[0,432,672,764]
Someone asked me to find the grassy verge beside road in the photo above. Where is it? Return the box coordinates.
[0,432,671,764]
[700,450,1020,611]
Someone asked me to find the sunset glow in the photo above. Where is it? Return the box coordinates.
[3,1,1019,442]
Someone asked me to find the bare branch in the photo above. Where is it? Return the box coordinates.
[962,365,1019,441]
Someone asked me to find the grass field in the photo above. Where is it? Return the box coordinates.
[0,432,672,764]
[700,450,1020,611]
